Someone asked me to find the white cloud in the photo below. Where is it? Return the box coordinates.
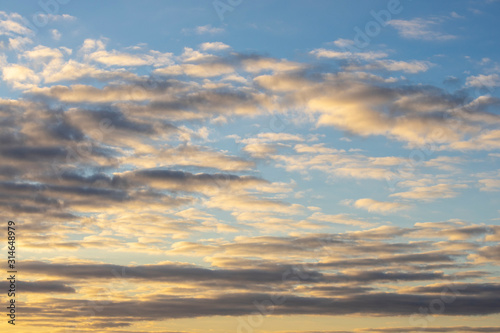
[23,45,64,60]
[200,42,230,51]
[79,38,107,53]
[353,198,410,213]
[375,60,432,73]
[332,38,356,48]
[41,60,133,84]
[389,18,457,41]
[194,24,224,34]
[446,129,500,150]
[344,59,433,74]
[479,178,500,191]
[8,36,33,50]
[221,74,248,83]
[78,39,173,67]
[2,64,40,89]
[243,57,303,73]
[180,47,216,62]
[477,170,500,192]
[390,183,468,201]
[51,29,61,41]
[310,48,388,61]
[87,49,173,67]
[466,74,500,88]
[34,13,76,23]
[0,11,33,36]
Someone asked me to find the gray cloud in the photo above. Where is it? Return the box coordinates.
[22,292,500,321]
[318,252,458,268]
[21,260,323,285]
[0,280,75,293]
[407,283,500,295]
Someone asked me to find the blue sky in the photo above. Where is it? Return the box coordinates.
[0,1,500,332]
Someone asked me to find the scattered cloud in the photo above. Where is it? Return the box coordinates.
[0,8,499,333]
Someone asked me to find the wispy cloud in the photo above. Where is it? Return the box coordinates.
[389,17,457,41]
[192,24,225,34]
[353,198,410,213]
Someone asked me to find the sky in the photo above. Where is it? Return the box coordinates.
[0,0,500,332]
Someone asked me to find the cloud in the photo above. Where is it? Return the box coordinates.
[353,198,410,213]
[206,193,303,214]
[169,227,433,260]
[23,45,64,60]
[1,221,496,326]
[19,292,500,322]
[35,13,76,22]
[344,225,412,240]
[318,252,457,269]
[411,222,493,240]
[372,60,433,73]
[199,41,231,51]
[243,56,304,73]
[0,11,498,332]
[252,132,305,142]
[88,49,173,67]
[310,48,388,61]
[123,168,266,194]
[236,132,305,158]
[388,18,457,41]
[273,145,411,181]
[242,142,279,158]
[466,74,500,88]
[30,84,158,103]
[180,47,218,62]
[8,36,33,50]
[446,129,500,150]
[51,28,61,40]
[2,64,40,89]
[450,11,466,19]
[41,60,135,83]
[5,34,498,151]
[404,282,499,296]
[0,280,75,293]
[194,24,224,34]
[478,176,500,192]
[271,74,483,147]
[0,11,33,36]
[470,244,500,263]
[20,260,322,285]
[121,144,255,171]
[390,183,468,201]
